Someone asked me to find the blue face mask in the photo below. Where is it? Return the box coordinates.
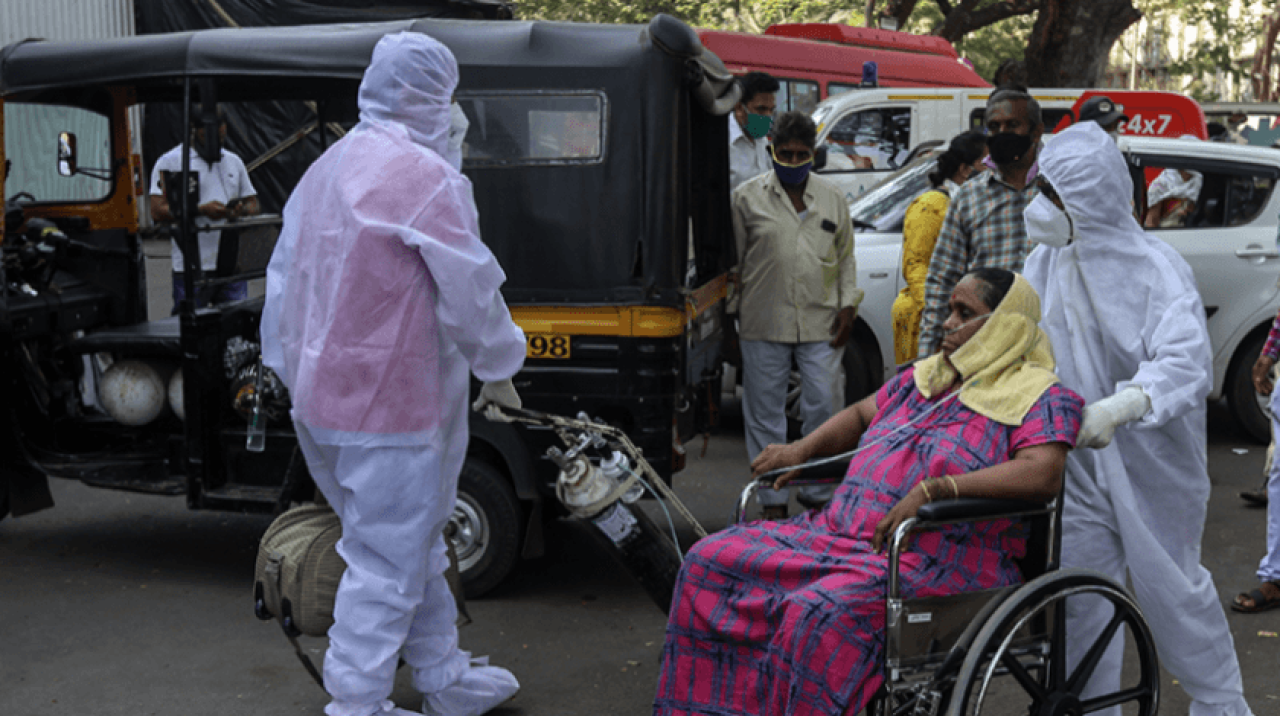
[771,147,813,186]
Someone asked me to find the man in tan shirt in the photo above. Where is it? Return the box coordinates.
[731,111,863,517]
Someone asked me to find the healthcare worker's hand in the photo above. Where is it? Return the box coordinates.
[472,379,521,423]
[1253,353,1276,396]
[1077,386,1151,449]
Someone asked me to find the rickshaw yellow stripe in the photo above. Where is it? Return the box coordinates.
[510,306,687,338]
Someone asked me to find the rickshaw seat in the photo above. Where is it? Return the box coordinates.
[70,315,182,357]
[69,296,266,358]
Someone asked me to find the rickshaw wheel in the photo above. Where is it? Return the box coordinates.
[945,568,1159,716]
[451,458,521,598]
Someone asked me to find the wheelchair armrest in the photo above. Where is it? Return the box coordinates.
[915,498,1047,523]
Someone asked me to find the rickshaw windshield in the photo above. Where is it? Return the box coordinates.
[4,102,113,203]
[458,92,606,166]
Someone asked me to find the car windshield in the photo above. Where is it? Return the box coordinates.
[848,150,940,232]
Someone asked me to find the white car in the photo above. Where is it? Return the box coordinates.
[843,136,1280,442]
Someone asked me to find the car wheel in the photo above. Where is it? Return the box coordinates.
[450,458,522,598]
[1228,333,1271,444]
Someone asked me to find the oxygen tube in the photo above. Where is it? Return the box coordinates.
[751,337,990,486]
[754,315,992,481]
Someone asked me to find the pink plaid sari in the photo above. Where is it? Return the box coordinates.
[655,369,1082,715]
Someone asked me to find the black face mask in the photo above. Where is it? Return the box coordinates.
[987,132,1033,166]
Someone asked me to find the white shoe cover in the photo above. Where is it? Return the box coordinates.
[327,699,421,716]
[421,657,519,716]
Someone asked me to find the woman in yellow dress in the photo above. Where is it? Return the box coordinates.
[891,131,988,364]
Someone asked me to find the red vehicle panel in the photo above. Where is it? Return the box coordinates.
[1055,90,1208,140]
[696,26,989,109]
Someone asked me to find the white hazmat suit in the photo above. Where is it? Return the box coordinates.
[261,32,526,716]
[1023,122,1252,716]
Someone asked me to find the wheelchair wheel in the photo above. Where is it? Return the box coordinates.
[945,568,1159,716]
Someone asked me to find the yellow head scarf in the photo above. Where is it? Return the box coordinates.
[913,273,1058,426]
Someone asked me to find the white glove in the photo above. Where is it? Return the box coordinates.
[472,378,521,422]
[1077,386,1151,449]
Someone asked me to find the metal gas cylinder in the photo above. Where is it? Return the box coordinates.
[98,360,170,426]
[554,453,614,519]
[598,451,643,503]
[168,368,184,421]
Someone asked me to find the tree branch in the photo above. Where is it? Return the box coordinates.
[884,0,920,28]
[1253,5,1280,100]
[936,0,1040,42]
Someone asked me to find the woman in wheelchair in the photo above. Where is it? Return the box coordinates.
[654,268,1083,716]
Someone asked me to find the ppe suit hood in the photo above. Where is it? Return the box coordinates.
[1039,121,1135,236]
[1028,120,1202,357]
[358,32,458,158]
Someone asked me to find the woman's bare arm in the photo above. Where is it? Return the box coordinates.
[871,442,1069,553]
[751,392,878,488]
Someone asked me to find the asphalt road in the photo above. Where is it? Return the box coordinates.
[3,395,1280,715]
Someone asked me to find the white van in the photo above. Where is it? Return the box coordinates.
[813,88,1207,202]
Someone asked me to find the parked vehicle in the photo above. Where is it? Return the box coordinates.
[0,15,737,596]
[1201,102,1280,147]
[813,88,1207,203]
[696,23,987,115]
[844,136,1280,441]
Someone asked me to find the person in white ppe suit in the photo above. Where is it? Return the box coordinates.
[260,32,526,716]
[1022,121,1253,716]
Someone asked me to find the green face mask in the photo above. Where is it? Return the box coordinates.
[744,111,773,140]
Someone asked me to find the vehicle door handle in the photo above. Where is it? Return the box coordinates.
[1236,246,1280,259]
[869,271,890,278]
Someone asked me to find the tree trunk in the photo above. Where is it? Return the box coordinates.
[1251,5,1280,101]
[882,0,919,30]
[1024,0,1140,87]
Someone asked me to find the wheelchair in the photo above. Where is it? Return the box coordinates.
[735,460,1161,716]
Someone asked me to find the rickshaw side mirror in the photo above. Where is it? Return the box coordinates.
[57,132,77,177]
[814,146,828,172]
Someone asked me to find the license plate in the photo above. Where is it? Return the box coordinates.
[526,333,570,359]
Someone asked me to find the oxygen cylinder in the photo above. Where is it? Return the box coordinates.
[552,449,681,613]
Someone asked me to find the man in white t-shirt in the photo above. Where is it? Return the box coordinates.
[150,108,259,314]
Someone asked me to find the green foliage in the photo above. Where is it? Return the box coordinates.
[511,0,711,24]
[1155,1,1263,87]
[905,2,1035,83]
[725,0,864,32]
[513,0,864,30]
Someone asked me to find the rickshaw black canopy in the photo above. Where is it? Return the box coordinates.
[1,16,738,305]
[2,19,683,103]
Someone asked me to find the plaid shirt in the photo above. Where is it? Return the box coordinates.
[917,171,1037,358]
[1265,309,1280,360]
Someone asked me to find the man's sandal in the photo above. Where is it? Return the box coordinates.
[1231,580,1280,613]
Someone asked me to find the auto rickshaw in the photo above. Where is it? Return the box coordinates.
[0,14,739,595]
